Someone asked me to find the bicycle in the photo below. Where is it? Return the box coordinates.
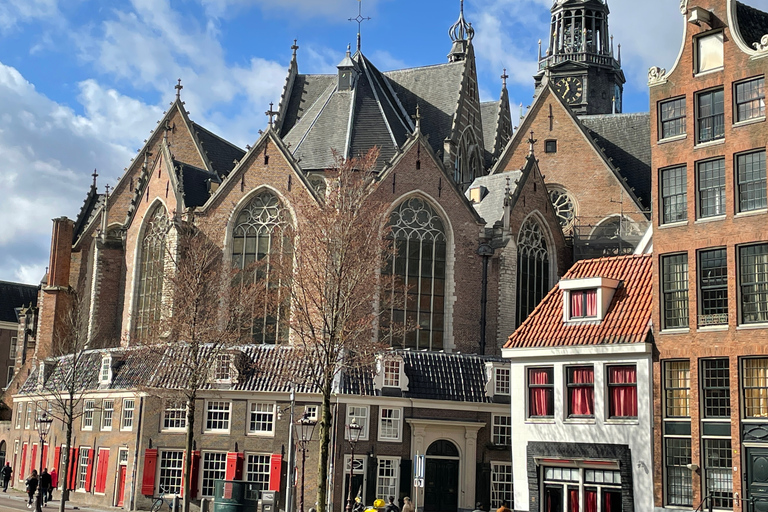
[150,485,173,512]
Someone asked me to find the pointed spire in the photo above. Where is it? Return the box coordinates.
[91,169,98,189]
[265,102,278,128]
[348,0,371,53]
[175,78,183,100]
[291,39,299,59]
[501,68,509,88]
[527,131,537,156]
[412,104,422,133]
[449,0,475,43]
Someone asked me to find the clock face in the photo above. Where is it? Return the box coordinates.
[554,77,583,104]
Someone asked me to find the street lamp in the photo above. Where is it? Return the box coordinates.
[296,413,316,512]
[345,419,362,512]
[36,412,53,512]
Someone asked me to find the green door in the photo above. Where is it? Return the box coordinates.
[747,447,768,512]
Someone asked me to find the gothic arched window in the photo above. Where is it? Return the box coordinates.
[548,186,577,232]
[384,197,447,351]
[232,190,291,344]
[516,218,551,326]
[454,130,482,190]
[134,204,169,341]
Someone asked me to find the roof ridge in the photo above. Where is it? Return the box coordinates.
[191,121,245,153]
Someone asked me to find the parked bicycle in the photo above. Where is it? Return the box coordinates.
[150,485,174,512]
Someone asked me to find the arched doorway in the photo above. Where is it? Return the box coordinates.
[0,441,6,467]
[424,440,460,512]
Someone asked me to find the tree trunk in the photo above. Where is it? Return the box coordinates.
[58,406,73,512]
[315,378,333,512]
[183,396,196,512]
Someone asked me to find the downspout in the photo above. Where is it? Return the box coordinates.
[477,244,494,355]
[129,396,145,511]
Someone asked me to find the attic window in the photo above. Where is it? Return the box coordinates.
[100,356,112,384]
[494,367,511,395]
[383,360,400,387]
[559,277,621,324]
[696,32,723,74]
[545,140,557,153]
[570,290,598,319]
[214,354,232,382]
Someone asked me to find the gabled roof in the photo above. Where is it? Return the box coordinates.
[505,254,652,349]
[735,1,768,49]
[191,122,246,178]
[579,113,652,209]
[72,182,104,243]
[175,161,221,208]
[0,281,37,323]
[467,169,523,228]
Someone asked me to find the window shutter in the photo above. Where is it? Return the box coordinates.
[68,448,78,490]
[84,449,94,492]
[365,459,376,503]
[19,444,27,484]
[53,447,61,477]
[399,459,411,498]
[189,451,200,499]
[142,449,158,496]
[225,453,237,481]
[30,445,38,475]
[42,445,48,468]
[475,462,491,510]
[95,449,109,493]
[268,454,282,491]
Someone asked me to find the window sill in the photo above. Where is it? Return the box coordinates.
[733,116,765,128]
[120,428,133,432]
[658,134,687,144]
[697,325,729,332]
[695,138,726,149]
[658,221,689,229]
[100,428,112,432]
[203,430,231,435]
[735,208,768,218]
[161,429,186,433]
[737,323,768,331]
[377,438,402,443]
[695,215,726,224]
[564,418,596,425]
[525,418,555,424]
[247,432,275,437]
[660,328,690,335]
[695,67,724,78]
[604,418,639,425]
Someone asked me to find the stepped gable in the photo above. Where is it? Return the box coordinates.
[580,113,652,210]
[735,1,768,48]
[506,254,652,349]
[191,122,245,178]
[0,281,38,323]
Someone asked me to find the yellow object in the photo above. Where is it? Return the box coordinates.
[373,499,386,508]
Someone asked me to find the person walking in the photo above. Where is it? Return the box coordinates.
[47,468,57,502]
[1,462,12,492]
[40,469,51,506]
[25,470,38,508]
[384,496,400,512]
[401,497,414,512]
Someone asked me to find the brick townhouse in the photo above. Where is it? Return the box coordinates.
[649,0,768,509]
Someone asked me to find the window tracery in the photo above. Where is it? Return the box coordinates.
[134,204,169,341]
[516,218,551,326]
[454,130,482,190]
[548,187,577,232]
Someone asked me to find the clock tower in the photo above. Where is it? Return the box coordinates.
[535,0,625,115]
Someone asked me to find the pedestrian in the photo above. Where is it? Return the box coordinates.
[384,496,400,512]
[25,470,38,508]
[47,468,57,502]
[472,502,485,512]
[401,497,414,512]
[496,501,511,512]
[40,469,51,506]
[1,462,12,492]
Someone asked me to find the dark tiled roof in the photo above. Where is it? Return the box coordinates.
[480,101,500,166]
[506,255,653,349]
[191,123,246,178]
[279,74,337,138]
[0,281,37,323]
[175,161,221,208]
[579,113,652,210]
[72,184,105,243]
[736,1,768,48]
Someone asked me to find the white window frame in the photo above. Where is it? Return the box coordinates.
[82,400,95,431]
[100,356,112,384]
[121,398,135,431]
[304,405,319,422]
[162,400,187,432]
[101,400,114,431]
[15,403,22,429]
[204,400,231,433]
[25,403,32,429]
[200,451,228,498]
[213,354,232,382]
[157,449,184,496]
[492,414,512,446]
[378,407,402,442]
[78,447,91,490]
[245,453,271,495]
[494,367,511,395]
[383,360,400,388]
[248,402,275,436]
[376,456,400,501]
[6,366,13,388]
[491,462,513,510]
[346,405,370,441]
[9,337,17,360]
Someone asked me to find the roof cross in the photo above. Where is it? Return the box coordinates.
[175,79,183,100]
[527,131,538,155]
[412,104,422,132]
[501,69,509,88]
[291,39,299,58]
[348,0,371,53]
[91,169,98,188]
[265,102,278,128]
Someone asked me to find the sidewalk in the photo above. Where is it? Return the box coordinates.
[0,488,117,512]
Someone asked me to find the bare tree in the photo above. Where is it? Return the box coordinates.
[282,148,396,512]
[138,224,265,512]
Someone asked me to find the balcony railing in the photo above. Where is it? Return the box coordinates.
[539,52,620,71]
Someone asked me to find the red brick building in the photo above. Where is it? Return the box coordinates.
[650,0,768,509]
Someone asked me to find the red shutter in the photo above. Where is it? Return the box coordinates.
[42,445,48,469]
[19,444,27,483]
[67,448,78,491]
[268,454,282,491]
[94,449,109,494]
[53,447,61,477]
[30,445,38,474]
[142,449,158,496]
[189,451,200,499]
[84,449,94,492]
[225,453,243,481]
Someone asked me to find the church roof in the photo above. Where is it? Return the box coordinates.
[735,1,768,49]
[505,254,652,349]
[480,100,501,165]
[579,113,652,210]
[175,161,221,208]
[72,182,105,243]
[467,169,523,227]
[190,122,245,178]
[0,281,37,323]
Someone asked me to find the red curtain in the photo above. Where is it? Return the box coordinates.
[585,490,597,512]
[586,290,597,316]
[603,493,611,512]
[570,368,594,416]
[609,366,638,417]
[571,292,583,317]
[530,369,551,416]
[569,489,579,512]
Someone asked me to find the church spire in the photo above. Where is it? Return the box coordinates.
[448,0,475,62]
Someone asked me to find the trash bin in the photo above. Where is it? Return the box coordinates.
[213,480,245,512]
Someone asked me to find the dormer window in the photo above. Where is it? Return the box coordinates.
[383,360,400,388]
[559,277,620,324]
[696,32,723,74]
[494,367,511,395]
[374,355,408,395]
[100,355,112,385]
[213,354,232,382]
[570,289,598,319]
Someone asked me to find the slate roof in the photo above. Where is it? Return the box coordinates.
[278,75,336,138]
[175,161,221,208]
[18,344,503,404]
[72,184,105,243]
[505,254,652,349]
[480,101,501,165]
[736,1,768,48]
[0,281,37,323]
[467,170,523,228]
[579,113,652,210]
[191,122,246,178]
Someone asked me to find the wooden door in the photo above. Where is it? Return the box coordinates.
[117,466,127,507]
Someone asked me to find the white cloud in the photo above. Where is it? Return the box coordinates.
[0,0,59,32]
[198,0,383,21]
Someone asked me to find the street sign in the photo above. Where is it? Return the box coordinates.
[413,477,424,488]
[415,455,425,479]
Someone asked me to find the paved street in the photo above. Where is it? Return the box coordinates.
[0,491,111,512]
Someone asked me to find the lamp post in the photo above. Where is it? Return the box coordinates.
[296,413,316,512]
[36,412,53,512]
[345,419,362,512]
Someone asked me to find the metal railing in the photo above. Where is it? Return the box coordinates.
[538,52,619,70]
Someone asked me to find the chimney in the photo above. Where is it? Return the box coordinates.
[47,217,74,288]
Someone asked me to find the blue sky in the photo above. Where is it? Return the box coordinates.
[0,0,726,283]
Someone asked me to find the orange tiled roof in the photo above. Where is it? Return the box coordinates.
[505,254,652,349]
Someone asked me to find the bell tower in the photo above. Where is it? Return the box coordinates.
[535,0,625,115]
